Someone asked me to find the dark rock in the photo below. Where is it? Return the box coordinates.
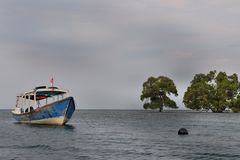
[178,128,188,135]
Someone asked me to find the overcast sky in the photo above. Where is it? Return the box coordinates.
[1,0,240,109]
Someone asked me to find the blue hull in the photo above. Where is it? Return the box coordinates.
[12,97,75,125]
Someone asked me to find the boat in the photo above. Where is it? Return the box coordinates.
[12,84,75,125]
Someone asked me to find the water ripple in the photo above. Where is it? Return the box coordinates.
[0,144,53,150]
[1,110,240,160]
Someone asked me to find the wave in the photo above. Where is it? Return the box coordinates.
[0,144,53,150]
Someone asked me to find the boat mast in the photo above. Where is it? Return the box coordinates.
[24,94,26,111]
[27,94,30,112]
[50,77,55,101]
[34,92,37,107]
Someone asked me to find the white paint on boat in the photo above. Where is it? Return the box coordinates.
[19,116,69,125]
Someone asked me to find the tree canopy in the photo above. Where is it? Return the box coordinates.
[140,76,178,112]
[183,71,240,112]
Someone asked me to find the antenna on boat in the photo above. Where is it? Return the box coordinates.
[50,77,54,87]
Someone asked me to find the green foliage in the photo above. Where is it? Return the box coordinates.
[231,96,240,112]
[183,70,240,112]
[141,76,178,112]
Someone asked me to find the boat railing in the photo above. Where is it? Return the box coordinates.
[36,92,70,108]
[14,92,71,114]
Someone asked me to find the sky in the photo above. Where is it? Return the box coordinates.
[1,0,240,109]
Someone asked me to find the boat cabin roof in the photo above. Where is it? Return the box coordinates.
[17,86,68,100]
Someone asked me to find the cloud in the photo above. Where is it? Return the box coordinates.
[0,0,240,109]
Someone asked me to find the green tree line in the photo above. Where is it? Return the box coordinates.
[140,71,240,113]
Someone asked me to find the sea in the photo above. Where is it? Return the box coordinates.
[1,110,240,160]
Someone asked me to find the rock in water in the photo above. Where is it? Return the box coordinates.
[178,128,188,135]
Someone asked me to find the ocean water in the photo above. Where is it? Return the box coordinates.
[1,110,240,160]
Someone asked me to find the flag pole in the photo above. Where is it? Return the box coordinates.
[50,77,54,91]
